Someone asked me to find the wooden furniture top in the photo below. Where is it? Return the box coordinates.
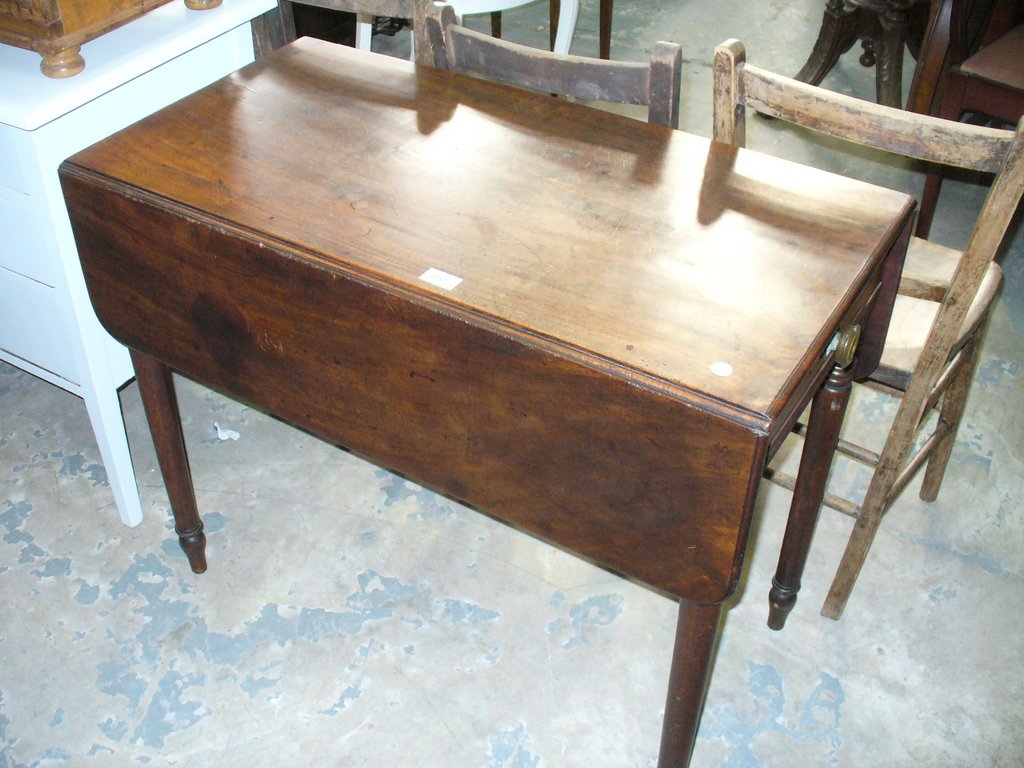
[63,38,913,435]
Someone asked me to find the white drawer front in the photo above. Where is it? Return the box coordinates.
[0,266,77,383]
[0,122,32,194]
[0,185,55,286]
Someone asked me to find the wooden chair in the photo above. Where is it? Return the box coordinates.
[270,0,579,55]
[916,0,1024,237]
[419,1,681,128]
[712,38,1024,620]
[469,0,616,60]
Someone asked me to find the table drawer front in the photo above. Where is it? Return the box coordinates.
[0,266,77,382]
[0,185,56,286]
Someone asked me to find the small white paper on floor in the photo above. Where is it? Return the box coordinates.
[213,422,240,441]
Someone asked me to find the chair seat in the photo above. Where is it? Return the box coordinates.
[876,244,1003,388]
[959,24,1024,92]
[899,235,961,300]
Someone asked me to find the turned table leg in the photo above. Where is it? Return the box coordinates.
[768,362,853,630]
[130,349,207,574]
[657,600,722,767]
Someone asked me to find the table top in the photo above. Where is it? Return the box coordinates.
[0,0,275,131]
[63,38,913,428]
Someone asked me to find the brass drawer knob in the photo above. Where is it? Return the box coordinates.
[834,324,861,368]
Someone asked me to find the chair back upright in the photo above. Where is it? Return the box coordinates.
[421,1,682,128]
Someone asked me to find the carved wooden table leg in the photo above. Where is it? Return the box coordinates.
[657,600,723,767]
[130,350,207,574]
[795,0,860,86]
[767,361,854,630]
[874,0,914,107]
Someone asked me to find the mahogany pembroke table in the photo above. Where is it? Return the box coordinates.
[59,39,913,766]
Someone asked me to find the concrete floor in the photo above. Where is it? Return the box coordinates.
[2,1,1023,766]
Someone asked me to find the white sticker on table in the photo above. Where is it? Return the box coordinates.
[710,361,733,377]
[419,267,463,291]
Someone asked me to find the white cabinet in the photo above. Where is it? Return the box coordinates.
[0,0,276,526]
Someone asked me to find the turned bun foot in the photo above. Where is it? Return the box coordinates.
[40,46,85,78]
[185,0,224,9]
[176,522,208,574]
[767,581,797,630]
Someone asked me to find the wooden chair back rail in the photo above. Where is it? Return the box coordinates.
[422,1,682,128]
[448,26,648,103]
[714,42,1013,173]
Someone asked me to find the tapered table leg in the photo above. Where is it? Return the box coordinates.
[130,349,207,574]
[767,362,853,630]
[657,599,722,767]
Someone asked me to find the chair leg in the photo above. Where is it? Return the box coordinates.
[599,0,612,59]
[490,10,501,39]
[920,332,983,501]
[821,393,923,619]
[549,0,559,52]
[251,5,290,55]
[795,0,860,86]
[355,15,374,50]
[820,476,892,620]
[277,0,298,44]
[917,164,945,238]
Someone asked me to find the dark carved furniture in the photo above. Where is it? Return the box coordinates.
[59,40,913,766]
[795,0,931,107]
